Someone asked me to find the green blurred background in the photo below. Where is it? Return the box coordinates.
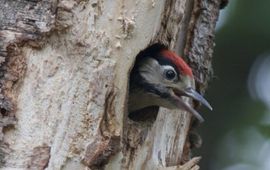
[198,0,270,169]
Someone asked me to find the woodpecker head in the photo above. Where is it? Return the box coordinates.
[129,47,212,122]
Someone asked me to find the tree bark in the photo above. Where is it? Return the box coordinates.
[0,0,222,169]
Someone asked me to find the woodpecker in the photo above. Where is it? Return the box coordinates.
[128,46,212,122]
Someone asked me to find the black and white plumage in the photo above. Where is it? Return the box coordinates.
[128,46,212,122]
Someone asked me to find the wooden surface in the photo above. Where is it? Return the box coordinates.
[0,0,222,169]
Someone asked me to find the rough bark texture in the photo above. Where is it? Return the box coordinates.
[184,0,221,92]
[0,0,222,169]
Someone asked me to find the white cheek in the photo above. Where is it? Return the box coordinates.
[140,70,163,84]
[139,58,164,84]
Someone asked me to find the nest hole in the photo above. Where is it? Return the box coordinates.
[128,106,159,122]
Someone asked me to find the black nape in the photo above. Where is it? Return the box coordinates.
[133,43,167,63]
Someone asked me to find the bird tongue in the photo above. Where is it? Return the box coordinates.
[170,90,204,123]
[172,87,212,123]
[173,88,212,110]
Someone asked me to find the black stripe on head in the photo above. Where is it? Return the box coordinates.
[141,82,171,98]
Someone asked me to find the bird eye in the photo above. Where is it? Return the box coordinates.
[165,69,176,80]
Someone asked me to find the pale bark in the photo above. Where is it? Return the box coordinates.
[0,0,222,169]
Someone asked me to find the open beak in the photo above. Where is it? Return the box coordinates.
[182,87,212,111]
[170,87,212,123]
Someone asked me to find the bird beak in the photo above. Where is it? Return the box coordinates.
[171,87,212,123]
[182,87,212,111]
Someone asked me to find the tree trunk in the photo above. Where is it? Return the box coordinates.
[0,0,222,169]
